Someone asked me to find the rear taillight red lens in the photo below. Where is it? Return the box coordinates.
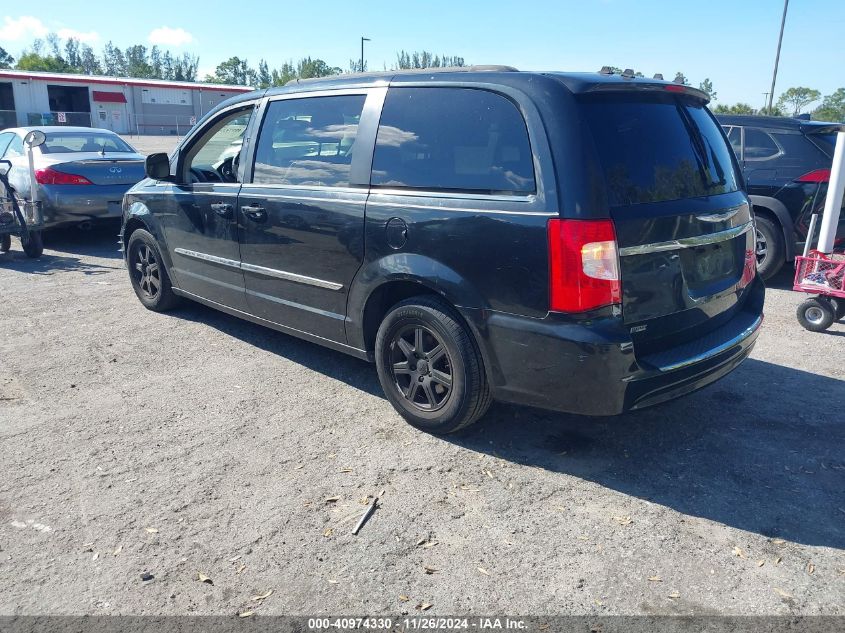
[795,169,830,183]
[547,219,622,312]
[35,167,93,185]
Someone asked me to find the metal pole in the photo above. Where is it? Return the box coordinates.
[817,131,845,253]
[26,142,38,204]
[803,214,819,257]
[360,37,370,73]
[766,0,789,115]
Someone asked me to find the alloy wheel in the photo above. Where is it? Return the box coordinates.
[755,228,768,264]
[133,243,161,300]
[389,325,453,412]
[804,306,826,326]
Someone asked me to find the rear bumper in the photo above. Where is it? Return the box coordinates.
[461,277,765,416]
[39,184,131,228]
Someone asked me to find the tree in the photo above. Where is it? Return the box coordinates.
[257,59,272,88]
[0,46,14,69]
[297,57,340,79]
[698,78,717,101]
[271,62,297,86]
[713,102,755,115]
[79,44,101,75]
[777,87,821,116]
[395,50,465,70]
[64,38,81,70]
[673,72,690,86]
[812,88,845,122]
[208,56,253,85]
[125,45,154,78]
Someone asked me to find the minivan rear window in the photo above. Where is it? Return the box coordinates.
[579,94,739,207]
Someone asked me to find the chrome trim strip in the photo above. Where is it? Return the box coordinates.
[619,222,753,257]
[656,314,763,372]
[174,247,343,291]
[365,199,555,217]
[174,248,241,269]
[240,262,343,290]
[696,207,741,222]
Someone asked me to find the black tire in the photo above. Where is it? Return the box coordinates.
[126,228,180,312]
[753,215,784,281]
[796,297,835,332]
[0,234,10,252]
[830,297,845,321]
[21,231,43,258]
[375,296,492,434]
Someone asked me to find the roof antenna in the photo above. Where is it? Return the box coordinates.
[598,66,614,75]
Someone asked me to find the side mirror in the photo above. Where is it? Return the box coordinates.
[0,159,11,177]
[145,153,172,181]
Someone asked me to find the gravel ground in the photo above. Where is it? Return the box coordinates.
[0,226,843,617]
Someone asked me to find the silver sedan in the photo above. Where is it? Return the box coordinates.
[0,126,146,228]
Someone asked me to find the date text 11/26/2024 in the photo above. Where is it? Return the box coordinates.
[307,618,527,630]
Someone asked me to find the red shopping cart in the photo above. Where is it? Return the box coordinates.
[793,250,845,331]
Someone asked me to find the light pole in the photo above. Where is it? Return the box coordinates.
[360,37,370,73]
[766,0,789,115]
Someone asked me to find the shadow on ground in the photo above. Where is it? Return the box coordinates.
[171,300,845,550]
[0,223,123,275]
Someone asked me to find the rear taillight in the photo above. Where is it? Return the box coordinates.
[795,169,830,183]
[35,167,93,185]
[547,219,622,312]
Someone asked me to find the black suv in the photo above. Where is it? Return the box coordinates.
[716,115,845,279]
[122,67,764,433]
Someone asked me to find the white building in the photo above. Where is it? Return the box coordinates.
[0,70,252,135]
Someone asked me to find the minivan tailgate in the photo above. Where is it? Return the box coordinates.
[612,196,755,351]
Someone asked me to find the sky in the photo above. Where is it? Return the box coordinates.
[1,0,843,107]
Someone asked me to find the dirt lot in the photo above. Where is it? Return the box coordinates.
[0,226,843,616]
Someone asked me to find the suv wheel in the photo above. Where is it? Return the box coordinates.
[127,229,180,312]
[375,296,492,434]
[753,215,784,280]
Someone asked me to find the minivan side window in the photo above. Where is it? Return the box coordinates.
[744,128,781,160]
[371,88,535,195]
[184,107,253,183]
[252,95,367,188]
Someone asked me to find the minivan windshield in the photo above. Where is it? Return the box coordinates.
[579,93,739,207]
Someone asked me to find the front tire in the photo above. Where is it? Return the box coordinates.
[796,297,835,332]
[753,215,784,281]
[375,296,491,434]
[830,297,845,321]
[126,228,180,312]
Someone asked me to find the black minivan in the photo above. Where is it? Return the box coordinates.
[122,67,764,433]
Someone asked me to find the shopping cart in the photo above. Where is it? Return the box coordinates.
[793,250,845,331]
[0,161,44,258]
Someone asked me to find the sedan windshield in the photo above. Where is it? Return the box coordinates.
[41,132,136,154]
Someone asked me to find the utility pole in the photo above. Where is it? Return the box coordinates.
[360,37,370,73]
[766,0,789,115]
[762,92,770,114]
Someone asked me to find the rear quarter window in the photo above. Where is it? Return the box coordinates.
[371,87,535,195]
[579,93,740,207]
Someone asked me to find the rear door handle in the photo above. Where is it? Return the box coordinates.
[210,202,233,218]
[242,205,267,222]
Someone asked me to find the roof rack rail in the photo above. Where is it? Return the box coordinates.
[598,66,614,75]
[286,65,519,86]
[653,73,664,80]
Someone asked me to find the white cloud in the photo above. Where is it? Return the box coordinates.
[0,15,49,41]
[148,26,193,47]
[56,28,100,44]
